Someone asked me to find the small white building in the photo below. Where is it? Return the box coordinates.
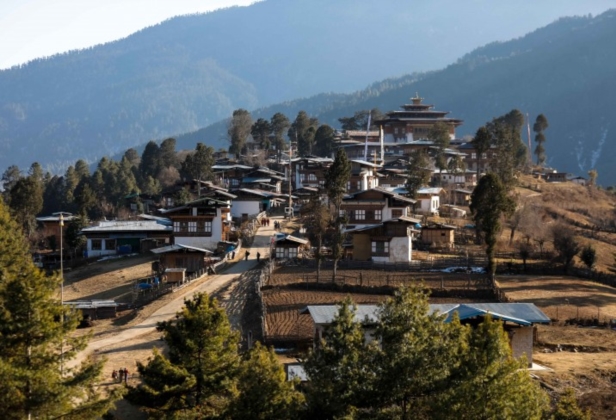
[81,220,172,258]
[416,187,443,215]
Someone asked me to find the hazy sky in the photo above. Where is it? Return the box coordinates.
[0,0,259,69]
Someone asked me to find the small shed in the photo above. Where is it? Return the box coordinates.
[164,267,186,284]
[274,235,308,259]
[420,223,456,247]
[65,300,119,320]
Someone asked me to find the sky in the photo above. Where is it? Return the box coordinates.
[0,0,259,69]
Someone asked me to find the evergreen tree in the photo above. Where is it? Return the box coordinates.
[406,149,431,199]
[181,143,215,184]
[1,165,22,203]
[74,159,91,180]
[270,112,290,162]
[140,141,162,180]
[553,388,591,420]
[251,118,272,150]
[8,177,43,236]
[289,111,318,156]
[0,200,120,419]
[324,148,351,281]
[303,298,373,419]
[551,224,580,274]
[338,108,383,131]
[436,315,549,419]
[229,342,304,420]
[487,110,528,188]
[580,244,597,270]
[130,293,240,419]
[471,125,492,177]
[313,124,336,157]
[301,193,331,282]
[533,114,549,166]
[470,173,515,283]
[159,138,178,170]
[228,109,253,158]
[373,286,466,418]
[428,121,451,173]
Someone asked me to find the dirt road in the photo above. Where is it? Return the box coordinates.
[70,216,280,369]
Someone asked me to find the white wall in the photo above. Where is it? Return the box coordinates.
[510,326,535,366]
[86,238,117,258]
[231,200,261,218]
[389,237,412,262]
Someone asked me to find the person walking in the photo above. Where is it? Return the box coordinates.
[112,370,117,382]
[245,251,250,261]
[124,368,129,384]
[257,252,261,262]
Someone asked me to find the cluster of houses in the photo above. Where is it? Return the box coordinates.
[37,93,588,272]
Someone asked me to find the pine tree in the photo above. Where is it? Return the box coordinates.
[533,114,549,166]
[129,293,240,419]
[470,173,515,284]
[0,199,119,419]
[229,342,304,420]
[181,143,215,184]
[303,298,373,419]
[436,315,549,419]
[228,109,253,158]
[324,148,351,281]
[553,388,591,420]
[406,149,431,199]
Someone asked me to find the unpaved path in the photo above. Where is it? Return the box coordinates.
[71,217,280,371]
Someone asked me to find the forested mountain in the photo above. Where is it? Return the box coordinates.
[0,0,611,175]
[182,10,616,184]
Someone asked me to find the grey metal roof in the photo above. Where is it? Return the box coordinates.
[81,220,172,233]
[151,244,213,254]
[302,303,550,326]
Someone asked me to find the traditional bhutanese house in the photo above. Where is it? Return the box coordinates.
[348,160,381,193]
[36,212,78,250]
[292,157,333,190]
[451,188,472,206]
[420,223,456,248]
[456,141,497,175]
[301,303,551,366]
[241,167,286,193]
[341,187,417,228]
[345,216,420,262]
[569,176,587,186]
[544,172,568,183]
[230,188,283,219]
[80,220,172,258]
[159,197,232,250]
[274,235,309,259]
[151,243,214,274]
[212,164,254,189]
[416,187,444,215]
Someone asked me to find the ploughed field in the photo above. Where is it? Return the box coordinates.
[263,269,494,344]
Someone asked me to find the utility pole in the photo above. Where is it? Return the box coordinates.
[288,145,293,218]
[59,213,64,377]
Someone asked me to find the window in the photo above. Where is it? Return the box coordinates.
[319,180,325,187]
[471,153,477,159]
[275,247,298,259]
[105,239,116,250]
[173,221,180,232]
[371,241,389,255]
[308,173,317,181]
[300,173,306,182]
[374,209,382,220]
[188,221,197,233]
[394,128,399,134]
[354,210,365,220]
[91,239,102,250]
[481,153,487,159]
[339,209,346,217]
[392,209,403,218]
[231,178,239,186]
[347,181,351,190]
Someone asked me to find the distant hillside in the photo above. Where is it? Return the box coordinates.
[0,0,611,174]
[182,10,616,184]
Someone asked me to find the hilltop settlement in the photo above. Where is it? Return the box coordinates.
[2,94,616,419]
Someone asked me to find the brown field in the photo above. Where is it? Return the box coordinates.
[268,268,488,290]
[497,275,616,323]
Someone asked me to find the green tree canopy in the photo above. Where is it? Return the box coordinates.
[0,200,120,419]
[470,173,515,282]
[406,149,431,199]
[313,124,336,157]
[130,293,240,418]
[228,109,253,157]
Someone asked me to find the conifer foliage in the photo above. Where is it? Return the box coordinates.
[0,199,119,419]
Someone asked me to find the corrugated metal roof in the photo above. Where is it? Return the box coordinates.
[151,244,213,254]
[81,220,172,233]
[302,303,550,326]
